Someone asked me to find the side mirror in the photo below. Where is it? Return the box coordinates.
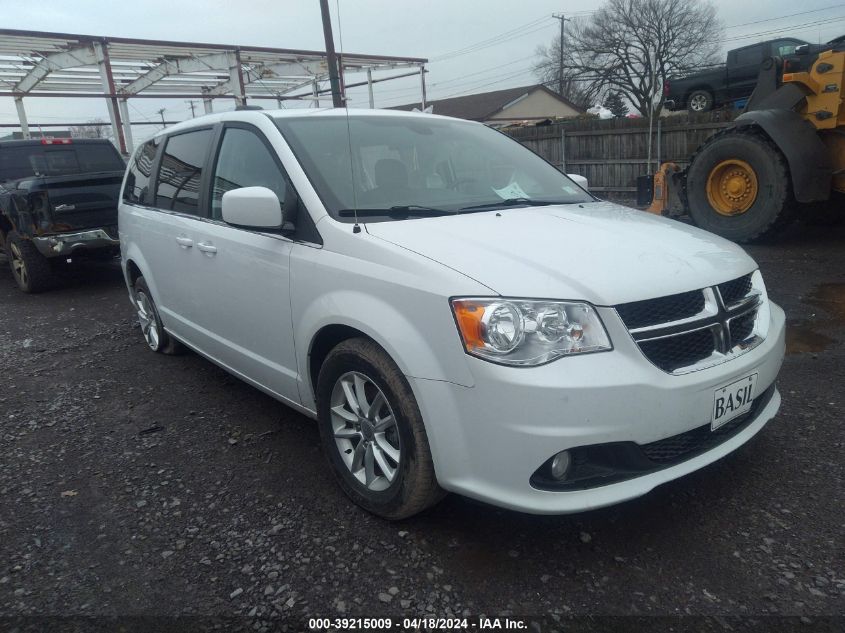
[222,186,290,230]
[795,44,810,55]
[567,173,589,191]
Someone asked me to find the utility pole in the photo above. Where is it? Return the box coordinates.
[552,14,570,96]
[319,0,344,108]
[156,108,166,129]
[185,100,197,118]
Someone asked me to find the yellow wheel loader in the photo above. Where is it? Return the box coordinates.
[647,41,845,243]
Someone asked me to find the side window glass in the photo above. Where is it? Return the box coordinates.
[155,129,213,214]
[123,140,158,205]
[773,40,799,56]
[211,128,286,220]
[735,45,764,66]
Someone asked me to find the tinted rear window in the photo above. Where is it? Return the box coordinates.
[123,140,159,205]
[0,143,124,181]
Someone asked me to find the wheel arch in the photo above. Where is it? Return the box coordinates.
[308,324,376,403]
[298,293,476,411]
[735,110,832,203]
[121,247,162,308]
[125,258,143,287]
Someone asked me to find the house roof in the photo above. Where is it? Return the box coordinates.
[391,84,582,120]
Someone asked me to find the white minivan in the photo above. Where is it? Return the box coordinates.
[119,109,785,519]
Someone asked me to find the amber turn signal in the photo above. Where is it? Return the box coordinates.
[451,299,487,351]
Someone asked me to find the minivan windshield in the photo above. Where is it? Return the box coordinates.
[274,114,592,221]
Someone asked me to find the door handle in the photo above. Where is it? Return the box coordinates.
[196,241,218,255]
[175,236,193,248]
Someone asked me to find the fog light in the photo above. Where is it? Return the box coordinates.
[550,450,571,480]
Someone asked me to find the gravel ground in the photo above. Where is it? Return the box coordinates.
[0,221,843,631]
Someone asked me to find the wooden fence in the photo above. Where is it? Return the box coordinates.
[503,111,738,200]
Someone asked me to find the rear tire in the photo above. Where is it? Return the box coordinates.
[5,231,53,293]
[132,276,184,355]
[687,89,713,113]
[686,130,795,243]
[316,337,444,520]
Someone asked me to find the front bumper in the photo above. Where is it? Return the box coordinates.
[32,228,120,258]
[412,302,786,514]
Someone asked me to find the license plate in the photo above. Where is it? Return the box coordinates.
[712,373,758,430]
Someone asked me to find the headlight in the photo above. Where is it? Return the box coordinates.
[451,297,612,366]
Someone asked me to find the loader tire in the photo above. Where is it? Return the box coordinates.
[686,129,795,243]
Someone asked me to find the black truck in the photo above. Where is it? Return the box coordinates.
[0,138,125,292]
[664,37,811,113]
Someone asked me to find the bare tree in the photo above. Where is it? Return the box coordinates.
[534,0,721,117]
[69,118,113,140]
[533,38,603,111]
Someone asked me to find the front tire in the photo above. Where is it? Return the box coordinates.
[5,231,53,293]
[686,129,795,242]
[133,276,183,355]
[316,338,444,519]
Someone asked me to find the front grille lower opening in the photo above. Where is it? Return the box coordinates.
[530,385,775,491]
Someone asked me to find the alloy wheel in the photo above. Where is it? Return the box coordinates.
[690,94,708,111]
[330,371,402,492]
[135,290,160,350]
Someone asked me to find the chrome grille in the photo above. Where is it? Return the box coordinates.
[617,272,764,375]
[638,327,716,373]
[718,273,753,307]
[616,290,705,330]
[730,309,756,344]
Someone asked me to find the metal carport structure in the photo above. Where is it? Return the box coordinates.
[0,28,428,154]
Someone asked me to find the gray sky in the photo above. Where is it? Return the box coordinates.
[1,0,844,139]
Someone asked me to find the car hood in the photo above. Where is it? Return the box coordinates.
[364,201,757,306]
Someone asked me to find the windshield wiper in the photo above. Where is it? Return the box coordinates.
[458,198,570,212]
[338,205,456,218]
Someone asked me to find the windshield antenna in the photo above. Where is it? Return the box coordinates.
[331,0,361,233]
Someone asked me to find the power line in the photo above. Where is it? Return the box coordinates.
[434,23,556,62]
[721,15,845,42]
[436,66,538,99]
[375,55,538,97]
[430,15,550,61]
[725,3,845,29]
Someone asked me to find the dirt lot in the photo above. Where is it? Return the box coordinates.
[0,221,843,631]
